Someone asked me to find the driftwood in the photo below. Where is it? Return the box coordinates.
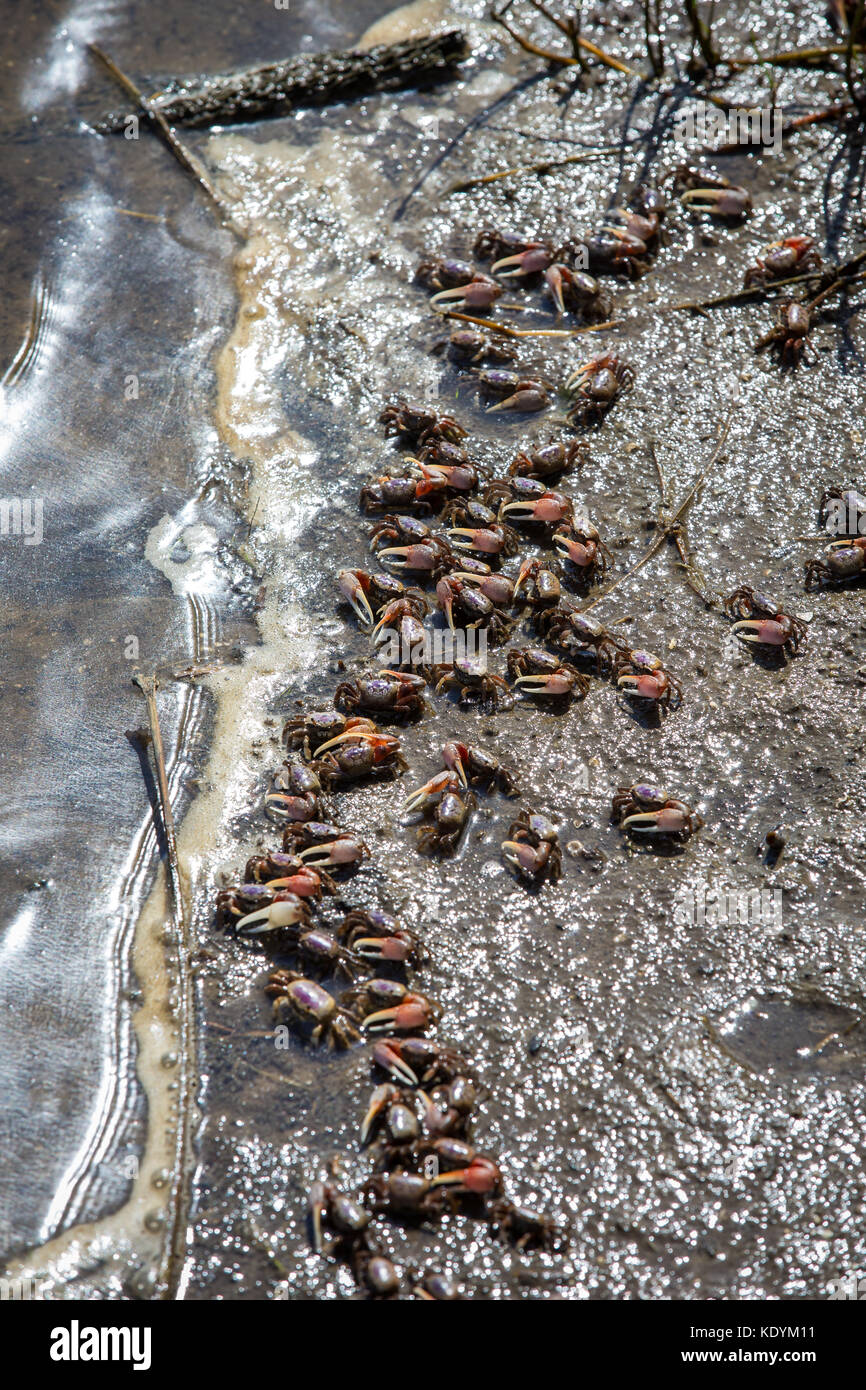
[97,30,470,132]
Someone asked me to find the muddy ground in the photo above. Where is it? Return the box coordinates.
[1,0,865,1299]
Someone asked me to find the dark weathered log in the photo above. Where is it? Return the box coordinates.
[96,30,470,132]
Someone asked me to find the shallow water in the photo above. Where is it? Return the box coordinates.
[2,0,866,1299]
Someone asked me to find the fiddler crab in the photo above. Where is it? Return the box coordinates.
[614,649,683,710]
[441,326,517,366]
[269,971,361,1048]
[501,809,563,884]
[360,458,487,515]
[508,439,586,479]
[281,822,370,872]
[805,536,866,587]
[744,234,821,288]
[472,227,607,318]
[488,1199,565,1253]
[534,602,629,673]
[335,670,427,720]
[337,566,408,628]
[415,258,504,313]
[441,739,519,795]
[354,1252,401,1300]
[612,783,703,841]
[372,1036,472,1088]
[513,558,562,608]
[442,496,520,558]
[338,907,426,967]
[380,399,467,447]
[436,573,514,644]
[583,185,666,278]
[756,300,812,365]
[475,368,554,414]
[217,883,314,932]
[675,165,752,220]
[264,929,362,980]
[265,761,324,823]
[309,1180,371,1254]
[724,585,807,655]
[553,519,612,583]
[341,978,442,1035]
[310,725,408,786]
[431,656,514,713]
[507,647,590,703]
[498,485,574,531]
[414,1272,461,1300]
[564,353,635,427]
[401,768,476,856]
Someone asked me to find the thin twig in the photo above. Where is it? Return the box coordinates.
[445,145,619,194]
[133,669,196,1300]
[581,389,738,612]
[727,43,866,68]
[491,4,638,76]
[89,44,241,236]
[443,310,615,337]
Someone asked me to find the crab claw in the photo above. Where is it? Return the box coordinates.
[261,869,322,898]
[680,186,751,218]
[361,995,436,1033]
[360,1083,397,1145]
[430,1157,502,1194]
[430,278,502,310]
[337,568,375,626]
[617,672,667,700]
[553,532,595,567]
[503,494,571,525]
[402,770,456,815]
[513,670,580,697]
[352,933,416,963]
[442,741,469,788]
[298,836,369,867]
[447,526,506,555]
[372,1040,419,1087]
[731,618,789,646]
[314,728,380,756]
[491,244,552,277]
[377,543,443,572]
[501,839,551,875]
[544,264,569,317]
[487,387,551,413]
[235,896,308,936]
[621,807,700,834]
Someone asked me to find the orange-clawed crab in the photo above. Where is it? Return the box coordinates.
[614,649,682,710]
[744,234,821,288]
[565,353,634,426]
[805,536,866,587]
[501,808,562,883]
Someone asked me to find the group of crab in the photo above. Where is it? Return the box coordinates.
[214,696,563,1296]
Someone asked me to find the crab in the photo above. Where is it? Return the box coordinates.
[271,972,361,1048]
[534,602,628,673]
[401,769,476,856]
[545,265,607,318]
[442,740,519,795]
[361,1083,423,1149]
[614,648,682,709]
[805,536,866,587]
[216,882,317,930]
[243,848,334,896]
[415,256,478,291]
[371,1036,472,1088]
[369,513,435,552]
[435,574,513,644]
[430,1154,503,1199]
[375,534,456,580]
[512,558,562,608]
[507,647,590,701]
[501,809,563,883]
[443,500,520,560]
[756,300,812,365]
[612,783,703,840]
[337,567,408,626]
[338,908,426,967]
[488,1199,564,1252]
[448,568,515,609]
[676,165,752,219]
[584,228,650,278]
[354,1252,401,1300]
[371,598,429,662]
[429,272,503,313]
[360,471,438,515]
[335,671,427,720]
[475,369,554,414]
[380,400,467,446]
[414,458,488,500]
[443,326,518,366]
[342,979,442,1034]
[431,657,514,713]
[724,585,807,654]
[309,1181,372,1254]
[266,927,361,979]
[311,732,407,787]
[508,440,586,479]
[744,234,821,288]
[553,520,612,582]
[564,353,634,427]
[419,1079,478,1140]
[413,1272,461,1300]
[265,761,324,823]
[284,712,377,759]
[365,1171,445,1220]
[278,828,370,873]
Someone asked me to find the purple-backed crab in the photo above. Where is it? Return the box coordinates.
[614,649,682,709]
[442,740,519,795]
[309,1181,371,1254]
[553,519,612,582]
[342,979,442,1035]
[443,326,517,366]
[311,730,407,786]
[488,1199,564,1252]
[744,234,821,288]
[501,809,562,883]
[435,574,513,644]
[284,711,377,759]
[724,586,807,654]
[337,567,408,627]
[508,440,585,479]
[756,301,812,365]
[335,670,427,720]
[338,908,426,967]
[380,399,467,447]
[270,971,361,1047]
[805,536,866,587]
[612,783,703,840]
[401,769,476,856]
[533,602,628,673]
[512,558,562,608]
[265,762,324,823]
[500,487,574,530]
[372,1036,472,1088]
[676,165,752,219]
[431,657,514,713]
[476,369,554,414]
